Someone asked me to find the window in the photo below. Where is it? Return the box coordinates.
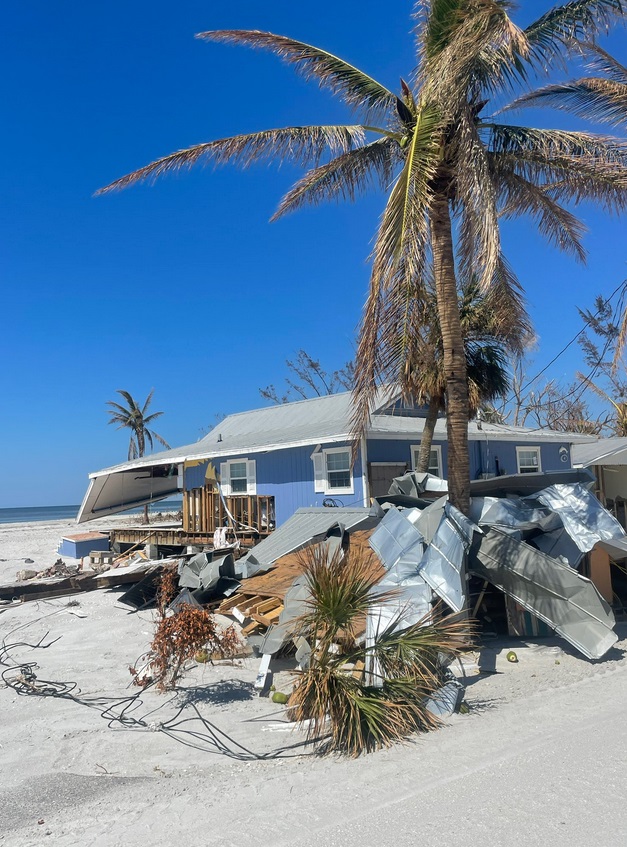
[411,444,444,479]
[228,461,248,493]
[219,459,256,495]
[312,447,354,495]
[516,447,541,474]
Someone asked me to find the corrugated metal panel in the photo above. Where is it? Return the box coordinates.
[236,506,372,567]
[90,389,396,477]
[572,437,627,467]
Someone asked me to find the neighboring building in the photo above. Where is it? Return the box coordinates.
[572,437,627,528]
[79,389,594,531]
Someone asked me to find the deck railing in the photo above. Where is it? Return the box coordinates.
[183,487,275,537]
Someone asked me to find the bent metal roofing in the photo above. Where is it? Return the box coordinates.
[89,389,596,479]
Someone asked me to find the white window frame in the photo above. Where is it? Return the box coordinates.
[312,447,354,496]
[219,458,257,496]
[516,446,542,474]
[410,444,444,479]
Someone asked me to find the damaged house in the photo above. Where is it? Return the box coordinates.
[79,389,595,549]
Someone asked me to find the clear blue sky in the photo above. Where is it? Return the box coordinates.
[1,1,626,507]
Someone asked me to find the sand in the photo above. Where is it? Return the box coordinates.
[2,519,627,846]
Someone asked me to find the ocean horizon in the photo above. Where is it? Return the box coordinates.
[0,499,183,525]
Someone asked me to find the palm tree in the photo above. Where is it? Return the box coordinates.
[408,276,531,473]
[288,541,471,755]
[98,1,627,514]
[106,389,171,522]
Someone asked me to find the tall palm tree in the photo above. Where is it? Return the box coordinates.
[98,1,627,514]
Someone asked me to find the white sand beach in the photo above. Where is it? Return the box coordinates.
[2,519,627,846]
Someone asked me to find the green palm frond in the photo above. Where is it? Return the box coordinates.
[288,541,472,755]
[506,78,627,128]
[272,137,401,220]
[525,0,627,68]
[197,30,398,117]
[97,126,366,193]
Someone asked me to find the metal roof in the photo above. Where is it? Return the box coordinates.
[89,390,595,480]
[572,437,627,467]
[236,506,373,568]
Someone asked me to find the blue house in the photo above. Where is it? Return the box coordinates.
[79,389,594,534]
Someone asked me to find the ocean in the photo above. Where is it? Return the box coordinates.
[0,499,183,525]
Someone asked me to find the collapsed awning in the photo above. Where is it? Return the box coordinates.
[77,464,180,523]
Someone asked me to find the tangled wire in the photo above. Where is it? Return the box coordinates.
[0,606,321,761]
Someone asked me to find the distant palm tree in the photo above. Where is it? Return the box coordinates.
[106,390,171,522]
[106,389,170,460]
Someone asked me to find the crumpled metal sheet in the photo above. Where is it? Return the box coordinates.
[178,552,236,601]
[416,504,478,613]
[470,528,617,659]
[388,471,449,497]
[368,507,426,579]
[532,483,626,553]
[469,496,562,534]
[530,526,585,568]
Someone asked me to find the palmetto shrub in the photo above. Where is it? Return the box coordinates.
[288,542,472,756]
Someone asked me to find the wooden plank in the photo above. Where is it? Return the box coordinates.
[589,545,614,603]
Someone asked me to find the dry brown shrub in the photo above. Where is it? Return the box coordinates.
[133,571,241,691]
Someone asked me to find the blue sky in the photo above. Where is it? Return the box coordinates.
[1,1,626,507]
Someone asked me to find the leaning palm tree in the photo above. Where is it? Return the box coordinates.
[106,389,171,521]
[98,1,627,514]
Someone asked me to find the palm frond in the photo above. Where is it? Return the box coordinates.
[272,137,401,219]
[288,540,473,755]
[197,30,398,118]
[487,123,627,162]
[148,430,171,450]
[584,41,627,82]
[142,411,165,425]
[97,126,366,194]
[481,254,534,355]
[453,107,501,292]
[420,0,529,108]
[525,0,627,68]
[507,78,627,128]
[141,388,155,416]
[493,161,588,262]
[351,105,441,442]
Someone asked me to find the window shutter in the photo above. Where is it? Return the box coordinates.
[219,462,230,496]
[312,452,325,493]
[246,460,257,495]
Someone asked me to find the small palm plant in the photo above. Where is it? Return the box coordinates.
[288,542,471,756]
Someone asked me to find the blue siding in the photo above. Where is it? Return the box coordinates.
[475,440,571,478]
[182,436,573,528]
[367,437,572,480]
[183,443,365,527]
[184,460,211,489]
[367,438,448,473]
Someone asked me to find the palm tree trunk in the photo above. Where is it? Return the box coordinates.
[417,394,442,473]
[429,191,470,515]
